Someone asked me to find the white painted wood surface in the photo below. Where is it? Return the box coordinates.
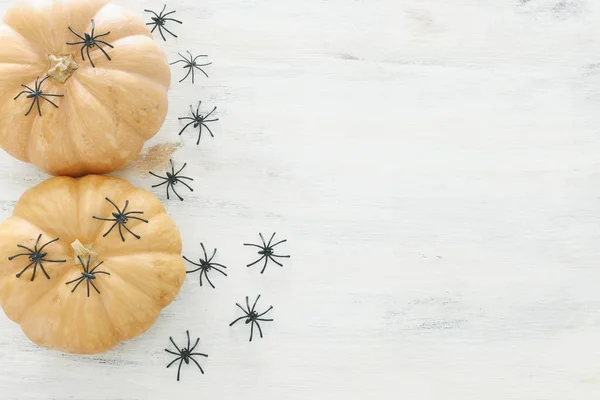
[1,0,600,398]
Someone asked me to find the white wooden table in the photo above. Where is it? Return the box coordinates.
[1,0,600,398]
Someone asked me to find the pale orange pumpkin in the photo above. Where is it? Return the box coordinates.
[0,175,186,354]
[0,0,171,176]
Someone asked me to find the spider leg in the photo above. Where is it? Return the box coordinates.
[204,271,215,288]
[169,337,182,353]
[196,124,203,144]
[235,302,248,314]
[201,243,209,261]
[266,232,276,247]
[170,159,176,174]
[183,255,202,269]
[65,275,84,285]
[193,65,210,78]
[178,67,192,83]
[178,121,195,136]
[211,265,227,276]
[8,253,31,260]
[257,306,273,317]
[93,271,110,276]
[163,9,177,17]
[24,97,36,116]
[192,54,208,62]
[176,176,193,181]
[251,295,261,312]
[39,96,60,109]
[164,18,183,24]
[259,233,268,248]
[208,248,217,263]
[177,180,194,192]
[91,19,96,37]
[246,254,266,267]
[270,239,288,248]
[157,25,166,41]
[124,211,145,215]
[80,44,86,62]
[166,356,182,368]
[89,280,101,295]
[86,280,90,297]
[66,40,85,45]
[38,262,51,280]
[94,32,111,40]
[43,258,67,263]
[191,66,195,84]
[229,316,246,326]
[104,196,122,213]
[15,261,35,278]
[176,358,184,381]
[144,9,160,18]
[198,269,204,286]
[160,4,167,15]
[204,106,217,119]
[243,243,264,249]
[16,244,35,253]
[101,222,119,238]
[170,184,184,201]
[161,25,177,39]
[165,349,180,356]
[86,46,95,68]
[121,223,140,240]
[174,162,188,176]
[166,183,172,200]
[254,321,264,339]
[117,224,126,242]
[149,23,158,32]
[196,101,201,115]
[189,357,205,374]
[89,261,104,273]
[260,256,269,274]
[35,96,42,116]
[95,43,113,62]
[149,171,168,179]
[249,320,255,342]
[69,277,85,293]
[122,200,129,214]
[190,337,200,352]
[190,353,208,357]
[201,123,214,138]
[13,90,31,100]
[186,331,191,352]
[178,116,195,121]
[267,255,284,267]
[203,118,219,123]
[93,216,118,221]
[127,216,149,223]
[271,253,291,259]
[68,26,85,40]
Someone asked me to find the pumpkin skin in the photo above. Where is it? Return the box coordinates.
[0,175,185,354]
[0,0,171,176]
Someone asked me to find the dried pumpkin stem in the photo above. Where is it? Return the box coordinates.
[47,54,79,83]
[70,239,99,266]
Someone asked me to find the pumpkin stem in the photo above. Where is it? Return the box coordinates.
[71,239,99,266]
[47,54,79,84]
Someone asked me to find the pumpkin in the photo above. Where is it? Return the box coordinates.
[0,175,186,354]
[0,0,171,176]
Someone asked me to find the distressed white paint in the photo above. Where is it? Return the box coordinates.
[1,0,600,398]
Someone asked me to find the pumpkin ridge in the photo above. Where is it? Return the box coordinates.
[97,270,160,341]
[1,24,46,63]
[6,215,73,256]
[68,75,147,141]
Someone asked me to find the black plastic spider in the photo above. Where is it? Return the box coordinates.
[65,256,110,297]
[184,243,227,288]
[149,159,194,201]
[67,19,113,68]
[244,232,290,274]
[229,295,273,342]
[92,197,148,242]
[179,101,219,145]
[8,234,66,281]
[145,4,182,41]
[170,51,211,83]
[165,330,208,381]
[14,76,64,117]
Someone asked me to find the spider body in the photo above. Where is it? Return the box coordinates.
[145,5,182,41]
[92,197,148,242]
[165,331,208,381]
[170,51,211,83]
[149,160,194,201]
[14,76,64,116]
[179,101,219,144]
[8,234,66,281]
[65,256,110,297]
[184,243,227,288]
[244,232,290,274]
[67,19,113,68]
[230,295,273,342]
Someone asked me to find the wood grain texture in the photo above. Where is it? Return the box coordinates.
[1,0,600,398]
